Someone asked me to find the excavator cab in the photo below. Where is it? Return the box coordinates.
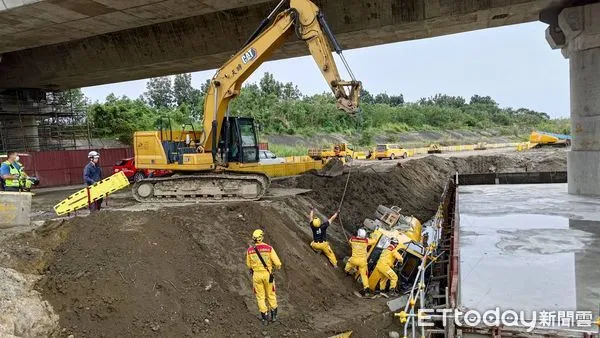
[218,116,260,164]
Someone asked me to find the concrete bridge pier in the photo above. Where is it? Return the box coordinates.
[546,3,600,196]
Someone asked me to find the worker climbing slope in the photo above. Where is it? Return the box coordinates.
[308,207,339,268]
[345,228,377,297]
[375,238,403,297]
[246,229,283,325]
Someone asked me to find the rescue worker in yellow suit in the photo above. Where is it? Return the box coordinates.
[309,207,339,268]
[246,229,282,325]
[344,228,377,297]
[375,237,403,297]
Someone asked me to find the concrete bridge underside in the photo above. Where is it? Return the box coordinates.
[0,0,571,90]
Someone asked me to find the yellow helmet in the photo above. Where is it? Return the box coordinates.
[311,217,322,228]
[252,229,264,242]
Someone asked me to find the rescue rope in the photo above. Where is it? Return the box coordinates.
[336,159,353,242]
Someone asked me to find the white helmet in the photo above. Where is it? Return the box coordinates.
[88,150,100,159]
[357,228,367,238]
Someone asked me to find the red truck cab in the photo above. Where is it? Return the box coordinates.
[112,157,171,182]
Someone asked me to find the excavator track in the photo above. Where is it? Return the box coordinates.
[131,172,270,203]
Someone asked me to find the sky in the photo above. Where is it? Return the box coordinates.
[82,21,570,118]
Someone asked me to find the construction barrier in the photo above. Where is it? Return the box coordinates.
[396,142,521,158]
[257,158,323,178]
[516,141,538,151]
[283,155,315,163]
[0,191,33,227]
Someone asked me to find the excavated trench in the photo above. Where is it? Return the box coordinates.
[0,150,567,337]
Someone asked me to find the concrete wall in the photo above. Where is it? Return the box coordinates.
[0,192,32,228]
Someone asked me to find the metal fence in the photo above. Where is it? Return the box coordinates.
[18,148,133,187]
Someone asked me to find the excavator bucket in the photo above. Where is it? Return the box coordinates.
[316,158,345,177]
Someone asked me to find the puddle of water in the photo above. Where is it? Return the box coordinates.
[459,184,600,323]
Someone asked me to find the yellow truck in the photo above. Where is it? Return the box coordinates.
[427,144,442,154]
[308,143,355,161]
[374,144,408,160]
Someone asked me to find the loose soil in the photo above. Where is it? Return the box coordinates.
[0,149,567,338]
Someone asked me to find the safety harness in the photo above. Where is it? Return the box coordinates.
[253,245,274,283]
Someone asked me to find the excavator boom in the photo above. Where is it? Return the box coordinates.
[202,0,361,155]
[132,0,361,203]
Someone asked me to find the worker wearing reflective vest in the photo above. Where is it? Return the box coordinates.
[375,238,403,296]
[14,156,33,191]
[1,151,21,191]
[309,207,339,267]
[246,229,282,325]
[344,228,377,296]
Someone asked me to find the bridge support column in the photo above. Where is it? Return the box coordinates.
[546,3,600,196]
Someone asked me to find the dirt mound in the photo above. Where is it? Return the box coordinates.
[34,204,393,337]
[450,150,566,173]
[316,158,345,177]
[277,155,456,231]
[275,150,566,240]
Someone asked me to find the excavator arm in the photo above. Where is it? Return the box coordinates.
[132,0,361,203]
[202,0,362,156]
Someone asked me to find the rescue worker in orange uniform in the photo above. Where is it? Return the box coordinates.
[309,207,339,267]
[375,237,404,296]
[344,228,377,296]
[246,229,282,324]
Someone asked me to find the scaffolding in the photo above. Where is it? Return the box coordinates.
[0,89,92,153]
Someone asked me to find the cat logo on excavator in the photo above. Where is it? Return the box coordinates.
[241,48,258,64]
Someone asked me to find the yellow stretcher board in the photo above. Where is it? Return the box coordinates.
[53,171,130,216]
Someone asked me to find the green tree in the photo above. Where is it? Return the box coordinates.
[173,73,195,107]
[469,95,497,107]
[282,82,301,100]
[259,72,282,97]
[420,94,465,108]
[55,89,89,124]
[200,78,211,96]
[360,88,374,104]
[145,76,173,109]
[85,72,568,144]
[89,94,157,144]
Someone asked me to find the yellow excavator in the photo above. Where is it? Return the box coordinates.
[132,0,361,203]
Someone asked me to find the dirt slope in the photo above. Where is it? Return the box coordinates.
[277,155,455,231]
[35,203,394,338]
